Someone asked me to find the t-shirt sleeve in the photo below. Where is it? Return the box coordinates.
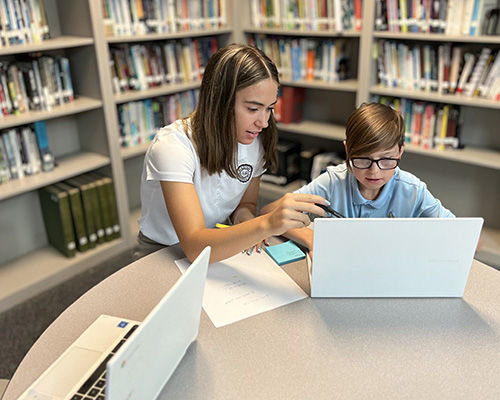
[145,129,196,183]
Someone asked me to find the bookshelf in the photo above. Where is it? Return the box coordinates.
[0,0,235,313]
[0,0,499,314]
[366,2,500,268]
[242,1,500,269]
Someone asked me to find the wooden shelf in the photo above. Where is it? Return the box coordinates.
[106,28,233,43]
[0,239,128,314]
[370,86,500,110]
[244,27,361,37]
[280,78,358,92]
[113,82,201,104]
[403,144,500,171]
[277,119,346,140]
[0,152,111,201]
[0,97,103,130]
[0,35,94,56]
[373,31,500,44]
[121,142,150,160]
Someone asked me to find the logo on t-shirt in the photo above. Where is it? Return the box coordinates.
[237,164,253,183]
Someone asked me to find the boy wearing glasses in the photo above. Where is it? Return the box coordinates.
[260,102,454,253]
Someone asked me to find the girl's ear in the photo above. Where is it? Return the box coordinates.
[343,140,347,155]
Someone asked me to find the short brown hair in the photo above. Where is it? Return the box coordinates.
[345,102,405,166]
[189,43,279,178]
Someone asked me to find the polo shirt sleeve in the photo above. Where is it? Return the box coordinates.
[145,129,196,183]
[417,183,456,218]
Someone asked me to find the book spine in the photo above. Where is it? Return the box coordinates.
[38,185,77,257]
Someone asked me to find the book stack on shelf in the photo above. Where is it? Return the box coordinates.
[249,0,362,32]
[0,120,55,183]
[374,40,500,101]
[109,36,218,93]
[375,95,461,150]
[118,89,198,147]
[0,0,50,47]
[375,0,500,35]
[249,34,352,82]
[102,0,227,36]
[0,54,74,117]
[38,173,121,258]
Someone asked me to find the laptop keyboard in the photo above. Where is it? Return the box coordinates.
[71,324,139,400]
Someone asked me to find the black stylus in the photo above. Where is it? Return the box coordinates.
[315,203,346,218]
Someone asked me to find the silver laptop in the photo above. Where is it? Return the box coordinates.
[309,218,483,298]
[18,246,211,400]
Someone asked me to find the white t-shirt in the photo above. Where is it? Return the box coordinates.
[139,119,266,245]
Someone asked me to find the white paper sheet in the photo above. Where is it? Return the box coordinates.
[175,251,307,328]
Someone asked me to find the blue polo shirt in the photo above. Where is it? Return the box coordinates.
[295,163,455,218]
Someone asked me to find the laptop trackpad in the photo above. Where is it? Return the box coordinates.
[32,347,102,397]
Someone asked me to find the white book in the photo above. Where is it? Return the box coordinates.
[449,46,462,93]
[110,0,123,35]
[479,51,500,97]
[333,0,342,32]
[445,0,464,35]
[456,52,476,94]
[460,0,475,35]
[486,76,500,100]
[463,47,491,96]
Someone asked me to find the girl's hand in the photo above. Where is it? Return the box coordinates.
[243,238,270,255]
[263,193,327,236]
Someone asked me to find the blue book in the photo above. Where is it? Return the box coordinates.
[265,240,306,266]
[291,39,302,81]
[33,121,55,172]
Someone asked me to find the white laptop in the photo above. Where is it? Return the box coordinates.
[18,246,211,400]
[309,218,483,298]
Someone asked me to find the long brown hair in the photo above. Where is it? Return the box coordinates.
[189,43,279,178]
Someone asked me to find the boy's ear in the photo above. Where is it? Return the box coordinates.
[399,144,405,156]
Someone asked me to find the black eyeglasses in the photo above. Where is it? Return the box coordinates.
[349,157,400,170]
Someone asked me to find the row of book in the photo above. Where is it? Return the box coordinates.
[262,138,344,185]
[0,55,74,117]
[110,37,218,94]
[375,41,500,100]
[375,95,462,150]
[249,0,362,32]
[0,0,50,47]
[0,120,54,183]
[38,173,121,258]
[102,0,227,36]
[118,89,198,148]
[249,34,351,82]
[375,0,500,36]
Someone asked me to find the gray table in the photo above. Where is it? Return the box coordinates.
[4,246,500,399]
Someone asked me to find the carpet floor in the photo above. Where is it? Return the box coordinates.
[0,250,135,380]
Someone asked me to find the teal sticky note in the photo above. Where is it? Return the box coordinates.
[265,240,306,266]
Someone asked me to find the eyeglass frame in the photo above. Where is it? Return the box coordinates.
[349,157,401,170]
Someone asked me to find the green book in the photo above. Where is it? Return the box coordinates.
[56,182,89,253]
[102,175,121,240]
[64,177,98,249]
[78,174,106,244]
[38,185,77,258]
[83,173,114,242]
